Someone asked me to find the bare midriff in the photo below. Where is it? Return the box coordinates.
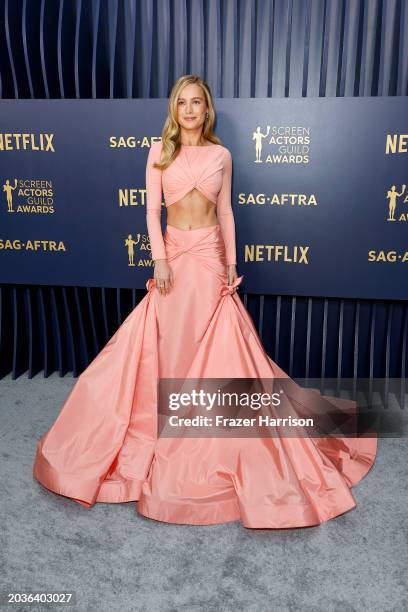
[166,188,219,230]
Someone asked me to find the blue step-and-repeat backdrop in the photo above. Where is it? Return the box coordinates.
[0,97,407,300]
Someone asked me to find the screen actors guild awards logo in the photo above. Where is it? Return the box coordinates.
[2,177,55,213]
[252,125,310,164]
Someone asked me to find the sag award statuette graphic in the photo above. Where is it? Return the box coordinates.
[253,126,270,162]
[386,184,407,221]
[3,178,18,212]
[125,233,141,267]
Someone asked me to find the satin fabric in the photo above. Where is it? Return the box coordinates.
[33,224,377,528]
[146,142,237,264]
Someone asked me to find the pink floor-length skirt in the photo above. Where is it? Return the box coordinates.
[33,223,378,528]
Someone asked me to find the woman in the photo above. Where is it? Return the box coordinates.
[33,75,377,528]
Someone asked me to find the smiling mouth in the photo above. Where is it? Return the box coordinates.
[185,117,196,120]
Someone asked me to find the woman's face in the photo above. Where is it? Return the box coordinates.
[176,83,208,132]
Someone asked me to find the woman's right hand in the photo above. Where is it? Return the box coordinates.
[153,259,173,296]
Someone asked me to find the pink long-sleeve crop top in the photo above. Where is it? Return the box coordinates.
[145,141,237,265]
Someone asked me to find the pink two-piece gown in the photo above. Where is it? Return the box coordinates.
[32,141,377,528]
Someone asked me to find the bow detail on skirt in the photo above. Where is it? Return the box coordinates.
[220,274,244,296]
[146,274,244,296]
[146,277,155,291]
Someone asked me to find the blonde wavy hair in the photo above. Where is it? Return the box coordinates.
[152,74,221,171]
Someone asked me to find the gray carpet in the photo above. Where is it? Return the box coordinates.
[1,372,407,612]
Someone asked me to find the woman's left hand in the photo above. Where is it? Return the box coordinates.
[227,264,238,292]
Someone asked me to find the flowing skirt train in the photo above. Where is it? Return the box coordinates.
[33,224,377,527]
